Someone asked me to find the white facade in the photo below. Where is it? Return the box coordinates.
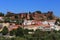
[42,21,48,25]
[54,25,60,31]
[23,20,32,25]
[0,17,4,21]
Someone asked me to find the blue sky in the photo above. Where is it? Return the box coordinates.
[0,0,60,17]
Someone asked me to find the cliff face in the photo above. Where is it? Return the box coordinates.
[6,11,57,21]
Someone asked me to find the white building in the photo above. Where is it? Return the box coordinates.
[53,25,60,31]
[23,20,35,25]
[0,17,4,21]
[23,20,60,31]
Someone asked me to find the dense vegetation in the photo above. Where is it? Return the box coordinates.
[0,26,60,40]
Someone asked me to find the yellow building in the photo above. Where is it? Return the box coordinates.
[0,23,10,32]
[2,23,10,28]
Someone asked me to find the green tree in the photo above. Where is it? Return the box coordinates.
[30,16,34,20]
[10,29,17,36]
[24,29,29,35]
[15,27,24,37]
[2,26,8,35]
[35,11,41,14]
[15,19,24,25]
[33,29,42,40]
[0,12,4,16]
[4,17,11,23]
[15,15,18,19]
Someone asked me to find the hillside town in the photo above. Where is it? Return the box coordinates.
[0,11,60,32]
[0,11,60,40]
[0,0,60,40]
